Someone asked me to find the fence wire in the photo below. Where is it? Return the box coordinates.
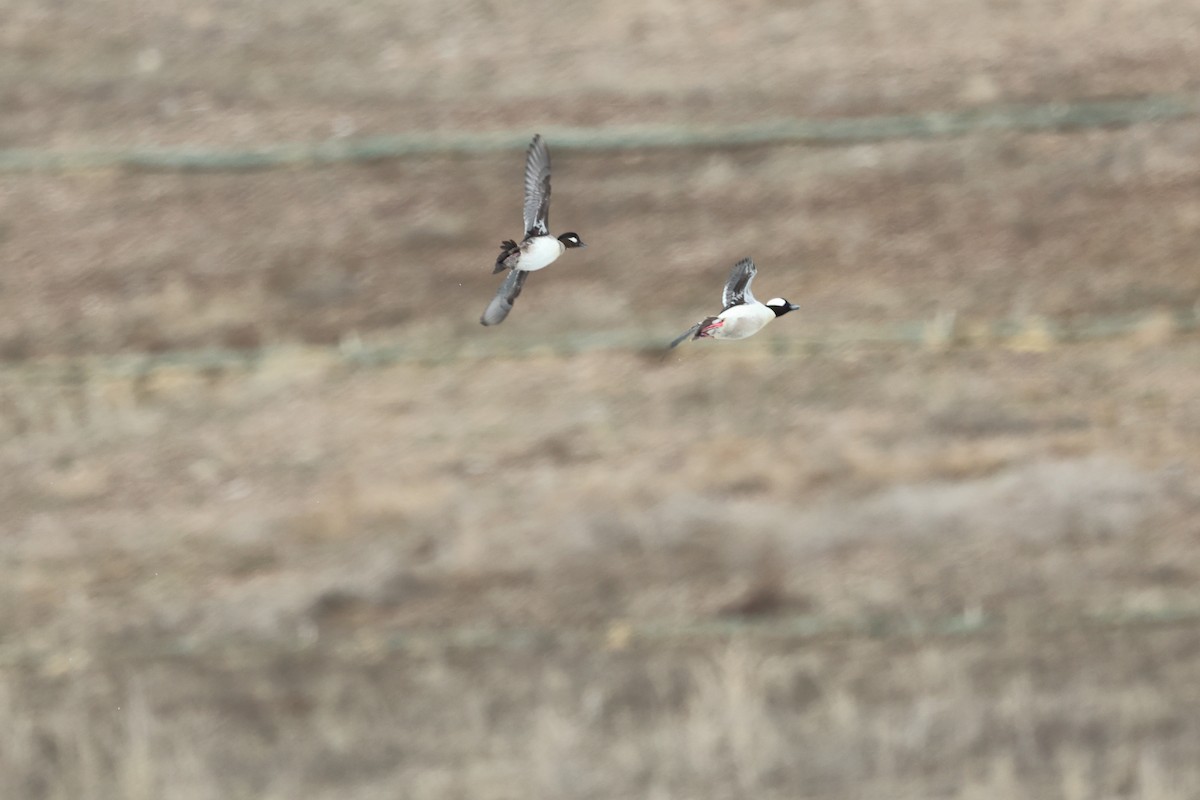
[1,306,1196,389]
[0,95,1195,174]
[2,603,1199,674]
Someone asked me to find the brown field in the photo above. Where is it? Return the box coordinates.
[3,1,1200,798]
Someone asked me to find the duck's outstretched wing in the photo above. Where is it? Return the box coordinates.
[722,257,757,309]
[480,269,530,326]
[522,134,552,239]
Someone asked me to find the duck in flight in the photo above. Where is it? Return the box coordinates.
[669,258,798,348]
[480,134,586,326]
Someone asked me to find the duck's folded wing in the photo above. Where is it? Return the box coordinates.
[480,269,530,326]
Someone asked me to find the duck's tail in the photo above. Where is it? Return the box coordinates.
[668,316,719,349]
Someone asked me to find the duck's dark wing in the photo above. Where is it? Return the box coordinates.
[722,258,757,309]
[522,134,552,239]
[480,268,530,326]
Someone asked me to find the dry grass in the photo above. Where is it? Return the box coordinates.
[5,0,1200,797]
[5,629,1200,799]
[4,341,1200,798]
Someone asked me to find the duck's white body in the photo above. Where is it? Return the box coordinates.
[516,235,566,272]
[707,302,776,339]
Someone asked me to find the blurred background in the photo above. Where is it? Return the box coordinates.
[3,1,1200,797]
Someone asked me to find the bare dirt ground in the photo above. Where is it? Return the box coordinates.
[3,1,1200,798]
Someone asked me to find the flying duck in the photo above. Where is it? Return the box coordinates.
[480,134,586,326]
[669,258,798,348]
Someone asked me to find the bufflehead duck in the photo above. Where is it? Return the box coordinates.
[669,257,799,348]
[480,134,586,326]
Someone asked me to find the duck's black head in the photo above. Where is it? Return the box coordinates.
[765,298,799,317]
[557,232,586,249]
